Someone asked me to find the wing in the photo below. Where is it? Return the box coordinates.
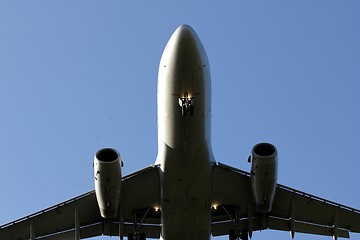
[0,165,161,240]
[211,162,360,239]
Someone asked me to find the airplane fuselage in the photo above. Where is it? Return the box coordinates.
[155,25,214,240]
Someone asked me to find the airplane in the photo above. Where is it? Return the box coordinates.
[1,24,360,240]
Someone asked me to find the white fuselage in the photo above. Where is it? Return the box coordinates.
[155,25,215,240]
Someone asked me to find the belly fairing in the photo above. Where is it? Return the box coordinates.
[157,141,213,240]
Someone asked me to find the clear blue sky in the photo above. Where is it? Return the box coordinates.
[1,1,359,240]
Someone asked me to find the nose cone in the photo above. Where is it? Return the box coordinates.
[160,24,208,67]
[172,24,199,48]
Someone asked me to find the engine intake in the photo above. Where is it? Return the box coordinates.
[250,143,278,213]
[94,148,122,219]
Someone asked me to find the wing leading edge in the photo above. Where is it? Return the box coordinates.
[211,162,360,239]
[0,165,161,240]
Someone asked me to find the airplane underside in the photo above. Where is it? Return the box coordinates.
[1,25,360,240]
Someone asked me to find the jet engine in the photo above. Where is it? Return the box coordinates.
[250,143,278,213]
[94,148,122,219]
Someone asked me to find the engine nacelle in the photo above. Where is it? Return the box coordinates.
[94,148,122,219]
[250,143,278,213]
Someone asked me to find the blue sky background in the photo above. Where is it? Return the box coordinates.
[1,1,359,240]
